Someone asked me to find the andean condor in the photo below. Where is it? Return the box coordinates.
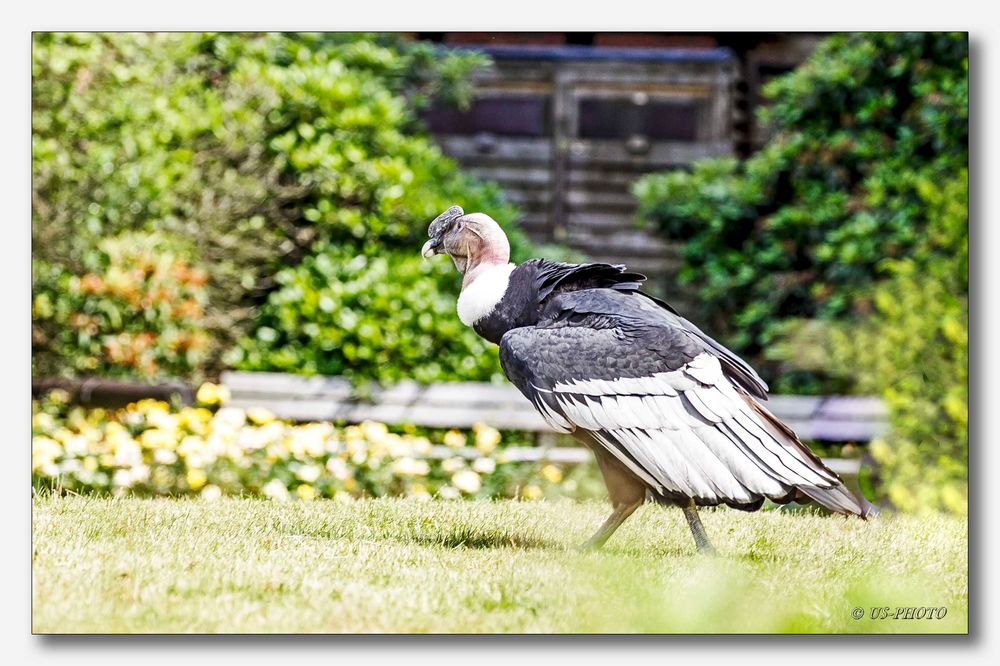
[422,205,874,553]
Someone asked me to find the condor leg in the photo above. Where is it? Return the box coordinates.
[579,442,647,551]
[580,498,643,550]
[682,499,717,555]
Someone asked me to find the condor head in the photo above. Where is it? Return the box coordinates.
[422,205,511,285]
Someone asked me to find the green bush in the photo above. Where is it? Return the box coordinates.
[634,32,968,393]
[228,244,505,384]
[635,33,968,513]
[32,32,531,382]
[32,232,212,379]
[824,171,967,514]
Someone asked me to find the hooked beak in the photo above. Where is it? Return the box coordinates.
[421,237,442,259]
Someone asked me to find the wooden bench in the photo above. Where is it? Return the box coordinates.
[220,371,889,477]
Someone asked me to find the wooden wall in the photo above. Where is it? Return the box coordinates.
[424,46,736,299]
[420,34,822,300]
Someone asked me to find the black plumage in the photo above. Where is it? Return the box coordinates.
[424,207,874,553]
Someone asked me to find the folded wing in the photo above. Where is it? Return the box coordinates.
[500,319,872,516]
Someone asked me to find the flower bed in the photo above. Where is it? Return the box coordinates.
[31,386,599,502]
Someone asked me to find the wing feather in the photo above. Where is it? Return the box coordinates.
[499,318,871,515]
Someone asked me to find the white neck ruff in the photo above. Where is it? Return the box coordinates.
[457,263,516,326]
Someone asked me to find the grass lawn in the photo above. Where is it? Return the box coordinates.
[32,494,968,634]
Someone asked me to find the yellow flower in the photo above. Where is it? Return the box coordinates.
[296,484,317,501]
[177,408,209,435]
[135,399,171,416]
[51,427,75,445]
[247,407,276,426]
[213,407,246,429]
[522,484,544,500]
[104,422,128,438]
[83,456,99,472]
[196,382,230,406]
[201,484,222,501]
[112,469,135,488]
[345,431,368,459]
[472,457,496,474]
[47,389,71,405]
[360,420,389,443]
[131,464,151,484]
[941,484,968,515]
[36,462,59,478]
[442,456,466,473]
[186,468,207,490]
[384,433,411,458]
[451,469,481,494]
[541,464,563,484]
[412,436,432,456]
[152,466,175,489]
[473,422,501,453]
[391,457,430,477]
[64,435,90,457]
[408,483,431,501]
[140,428,177,451]
[326,457,350,480]
[147,410,179,433]
[287,422,329,457]
[113,438,143,467]
[409,490,431,502]
[153,449,177,465]
[262,479,290,501]
[296,464,322,483]
[32,412,55,432]
[177,435,206,458]
[437,485,460,500]
[443,429,466,449]
[32,436,63,470]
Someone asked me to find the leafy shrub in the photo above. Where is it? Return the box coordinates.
[31,389,594,502]
[32,32,531,381]
[32,233,212,379]
[634,32,968,393]
[229,244,504,384]
[823,171,968,514]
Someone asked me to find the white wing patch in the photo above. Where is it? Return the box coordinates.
[457,263,517,326]
[540,353,838,503]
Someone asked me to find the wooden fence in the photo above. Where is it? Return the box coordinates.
[220,371,889,476]
[33,372,887,477]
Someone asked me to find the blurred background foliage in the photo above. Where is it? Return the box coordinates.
[32,32,968,514]
[231,243,508,384]
[634,32,968,514]
[32,389,599,503]
[33,232,211,378]
[32,32,530,384]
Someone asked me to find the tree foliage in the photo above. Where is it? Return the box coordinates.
[32,32,528,382]
[634,32,968,512]
[231,243,507,384]
[634,32,968,393]
[824,171,968,514]
[33,233,211,378]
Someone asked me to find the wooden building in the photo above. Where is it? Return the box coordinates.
[418,33,821,294]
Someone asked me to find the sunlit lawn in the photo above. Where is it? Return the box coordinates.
[32,494,968,634]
